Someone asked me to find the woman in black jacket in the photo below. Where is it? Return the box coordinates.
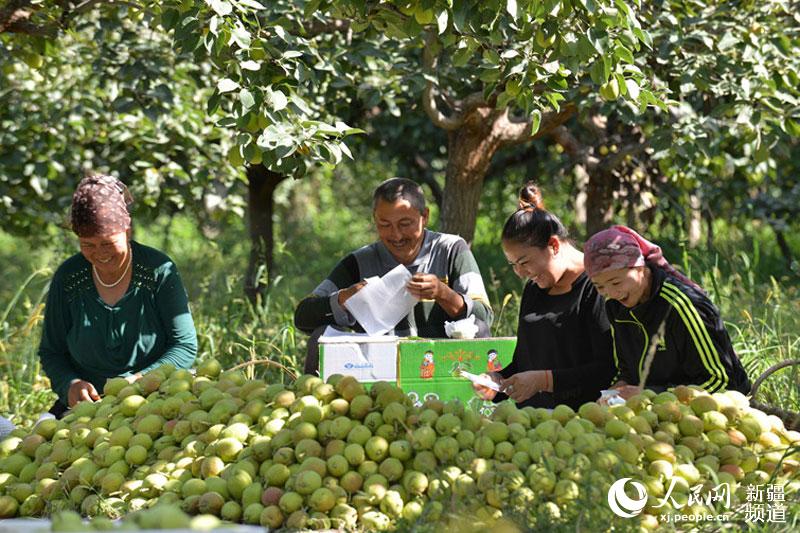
[472,183,615,409]
[584,225,751,399]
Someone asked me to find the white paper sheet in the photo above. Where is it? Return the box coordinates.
[344,264,418,336]
[459,370,501,391]
[319,326,398,343]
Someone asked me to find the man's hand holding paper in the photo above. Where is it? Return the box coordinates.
[407,272,467,318]
[337,280,367,306]
[405,272,444,300]
[343,264,419,336]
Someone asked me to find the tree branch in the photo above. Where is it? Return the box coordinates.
[421,31,465,131]
[1,0,126,35]
[422,84,465,131]
[458,91,488,115]
[550,125,600,168]
[302,18,351,37]
[599,139,650,173]
[498,103,577,145]
[0,0,40,34]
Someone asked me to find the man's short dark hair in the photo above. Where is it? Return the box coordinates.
[372,178,426,214]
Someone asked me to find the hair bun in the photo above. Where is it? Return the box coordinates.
[518,181,544,211]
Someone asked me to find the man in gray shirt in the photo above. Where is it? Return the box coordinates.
[294,178,493,374]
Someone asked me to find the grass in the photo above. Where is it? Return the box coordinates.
[0,202,798,530]
[0,192,799,426]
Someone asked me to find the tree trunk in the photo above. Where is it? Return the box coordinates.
[439,112,504,241]
[773,227,794,266]
[705,209,715,251]
[687,193,702,248]
[245,165,288,304]
[585,168,616,236]
[572,164,589,235]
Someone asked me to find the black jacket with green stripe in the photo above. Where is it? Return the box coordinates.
[606,266,750,394]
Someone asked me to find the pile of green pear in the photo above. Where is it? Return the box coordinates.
[0,360,797,531]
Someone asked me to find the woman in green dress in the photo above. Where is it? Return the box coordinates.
[38,175,197,417]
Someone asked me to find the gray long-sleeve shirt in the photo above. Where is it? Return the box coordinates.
[294,230,493,337]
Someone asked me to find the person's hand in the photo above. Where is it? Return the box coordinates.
[612,384,642,400]
[338,281,367,306]
[502,370,549,403]
[597,381,639,405]
[472,372,503,401]
[406,273,445,300]
[68,379,100,407]
[124,373,142,384]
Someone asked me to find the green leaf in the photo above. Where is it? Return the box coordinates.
[479,68,501,83]
[265,89,288,112]
[785,119,800,138]
[624,79,640,101]
[717,32,738,52]
[614,44,634,65]
[452,47,474,67]
[160,8,180,30]
[217,78,239,93]
[304,0,322,18]
[506,0,518,21]
[589,59,608,85]
[541,61,560,74]
[239,89,255,111]
[238,0,266,9]
[209,0,232,17]
[496,90,516,109]
[231,24,251,48]
[530,109,542,136]
[632,28,652,49]
[339,141,353,160]
[544,91,564,111]
[577,35,597,59]
[437,11,449,35]
[452,1,469,32]
[207,92,221,114]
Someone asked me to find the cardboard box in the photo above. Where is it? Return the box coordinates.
[320,334,516,414]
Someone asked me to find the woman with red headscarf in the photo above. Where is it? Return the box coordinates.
[37,175,197,417]
[584,225,750,399]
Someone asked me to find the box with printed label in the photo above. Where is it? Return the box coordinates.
[319,335,516,413]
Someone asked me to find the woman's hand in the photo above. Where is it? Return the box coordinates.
[338,281,367,306]
[502,370,549,403]
[124,373,142,384]
[472,372,503,401]
[598,381,640,405]
[612,384,642,400]
[68,379,101,407]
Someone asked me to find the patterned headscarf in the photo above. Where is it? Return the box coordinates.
[584,225,701,290]
[70,175,133,237]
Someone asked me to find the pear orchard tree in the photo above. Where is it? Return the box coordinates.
[150,0,655,240]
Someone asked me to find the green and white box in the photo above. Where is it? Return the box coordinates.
[319,330,516,413]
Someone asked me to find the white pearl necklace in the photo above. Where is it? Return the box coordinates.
[93,248,132,288]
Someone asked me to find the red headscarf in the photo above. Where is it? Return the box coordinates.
[584,225,701,290]
[70,175,133,237]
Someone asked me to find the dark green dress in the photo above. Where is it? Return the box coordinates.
[38,241,197,404]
